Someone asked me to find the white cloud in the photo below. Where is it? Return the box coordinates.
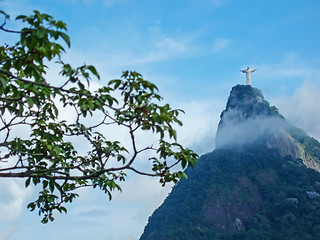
[212,37,231,53]
[0,226,16,240]
[255,55,320,141]
[103,0,127,7]
[130,36,195,64]
[215,107,287,149]
[176,99,224,154]
[126,21,202,65]
[275,80,320,141]
[0,179,33,222]
[209,0,223,6]
[61,175,172,240]
[156,37,187,53]
[257,53,320,81]
[60,0,126,7]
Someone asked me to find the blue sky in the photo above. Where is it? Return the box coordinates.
[1,0,320,239]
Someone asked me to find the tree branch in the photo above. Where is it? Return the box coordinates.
[127,166,158,177]
[0,21,22,34]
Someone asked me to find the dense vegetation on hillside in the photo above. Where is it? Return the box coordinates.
[289,126,320,158]
[140,147,320,239]
[222,85,283,120]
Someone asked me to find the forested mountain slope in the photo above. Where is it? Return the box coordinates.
[140,85,320,240]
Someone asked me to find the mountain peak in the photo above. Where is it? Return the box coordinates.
[215,84,320,172]
[216,84,283,149]
[140,84,320,240]
[221,84,282,122]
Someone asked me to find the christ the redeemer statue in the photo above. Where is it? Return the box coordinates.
[240,66,257,85]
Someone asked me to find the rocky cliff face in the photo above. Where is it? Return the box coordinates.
[140,85,320,240]
[216,84,320,171]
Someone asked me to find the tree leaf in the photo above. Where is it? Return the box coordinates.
[25,177,31,188]
[87,65,100,80]
[58,31,70,47]
[26,96,34,108]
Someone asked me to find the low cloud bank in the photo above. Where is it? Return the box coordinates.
[275,81,320,141]
[215,108,285,149]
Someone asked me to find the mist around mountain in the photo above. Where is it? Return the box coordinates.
[140,85,320,240]
[216,85,320,172]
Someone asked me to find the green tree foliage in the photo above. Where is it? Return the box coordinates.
[0,11,198,223]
